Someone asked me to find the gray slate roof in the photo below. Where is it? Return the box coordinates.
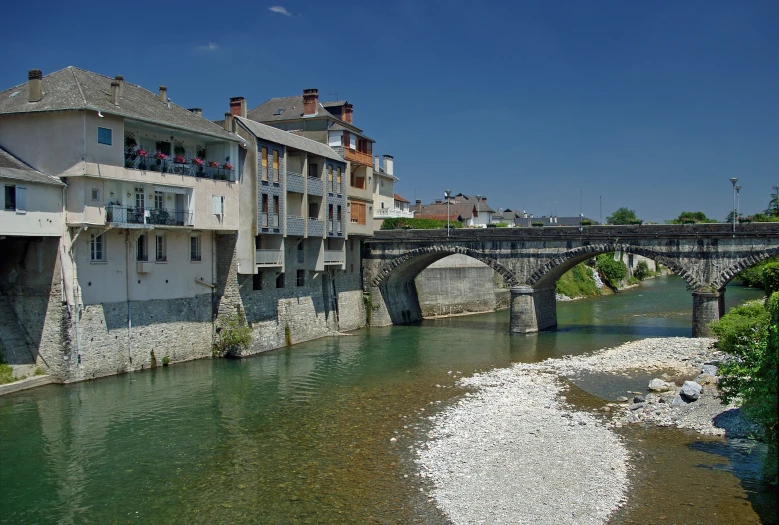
[0,67,240,142]
[0,146,65,186]
[247,96,367,134]
[235,117,345,163]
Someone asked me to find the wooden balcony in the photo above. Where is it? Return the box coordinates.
[343,148,372,167]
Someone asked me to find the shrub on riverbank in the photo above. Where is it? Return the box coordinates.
[213,311,253,357]
[381,218,463,230]
[596,253,628,289]
[737,256,779,288]
[556,263,601,298]
[710,294,778,484]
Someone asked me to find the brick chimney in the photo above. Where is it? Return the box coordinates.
[224,112,234,132]
[229,97,246,118]
[341,103,353,124]
[110,81,119,105]
[159,86,167,103]
[416,199,422,213]
[188,108,202,117]
[28,69,42,102]
[302,88,319,116]
[114,75,124,97]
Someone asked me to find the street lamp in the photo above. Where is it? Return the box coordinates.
[475,194,482,228]
[444,190,451,236]
[735,185,741,224]
[730,178,738,232]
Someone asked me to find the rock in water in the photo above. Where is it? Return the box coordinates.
[680,381,702,401]
[648,378,671,392]
[616,396,629,403]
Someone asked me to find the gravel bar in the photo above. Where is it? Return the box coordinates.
[415,337,743,524]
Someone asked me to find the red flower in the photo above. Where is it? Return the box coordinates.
[224,163,234,170]
[155,151,167,160]
[208,161,219,168]
[192,157,203,166]
[174,155,186,163]
[136,149,148,157]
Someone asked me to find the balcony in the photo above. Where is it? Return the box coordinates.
[342,148,373,167]
[324,250,345,265]
[124,154,236,182]
[287,216,305,236]
[256,249,282,267]
[308,177,323,195]
[106,205,193,227]
[287,172,304,193]
[375,208,415,219]
[308,218,323,237]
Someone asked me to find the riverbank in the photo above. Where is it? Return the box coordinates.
[416,336,755,524]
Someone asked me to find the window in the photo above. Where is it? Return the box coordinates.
[212,195,224,215]
[92,188,100,201]
[254,236,262,249]
[262,194,269,213]
[135,187,145,210]
[336,167,342,193]
[272,196,279,216]
[297,242,304,263]
[154,191,163,210]
[156,234,166,262]
[97,127,112,145]
[154,141,171,156]
[276,273,285,288]
[337,205,342,223]
[272,151,279,181]
[328,204,334,221]
[136,234,148,262]
[90,233,105,262]
[253,272,263,290]
[190,234,201,262]
[308,163,318,179]
[261,147,268,180]
[328,165,333,192]
[296,269,305,287]
[351,202,366,225]
[4,185,16,210]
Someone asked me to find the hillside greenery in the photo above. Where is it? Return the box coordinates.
[555,263,601,298]
[596,253,628,288]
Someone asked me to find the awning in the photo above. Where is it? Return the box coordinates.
[153,185,188,195]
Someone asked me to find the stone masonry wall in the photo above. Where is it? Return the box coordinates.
[415,254,502,318]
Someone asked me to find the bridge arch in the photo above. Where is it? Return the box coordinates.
[526,243,701,290]
[712,246,779,290]
[370,245,519,288]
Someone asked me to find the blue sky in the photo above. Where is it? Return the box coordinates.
[2,0,777,222]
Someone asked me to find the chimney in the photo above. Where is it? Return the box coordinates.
[302,88,319,116]
[342,103,353,124]
[188,108,202,117]
[435,199,442,204]
[374,156,380,172]
[416,199,422,213]
[114,75,124,97]
[481,196,487,203]
[229,96,247,118]
[224,112,234,132]
[159,86,167,103]
[383,155,393,176]
[110,81,119,105]
[28,69,42,103]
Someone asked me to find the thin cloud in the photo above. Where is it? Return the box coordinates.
[268,6,292,16]
[197,42,220,51]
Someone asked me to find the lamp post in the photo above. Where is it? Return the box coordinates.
[735,185,741,224]
[730,178,738,232]
[445,189,451,236]
[475,194,482,228]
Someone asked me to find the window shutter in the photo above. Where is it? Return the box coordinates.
[16,186,26,213]
[212,195,223,215]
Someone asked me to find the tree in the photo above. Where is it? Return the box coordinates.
[669,211,716,224]
[606,207,639,225]
[767,186,779,217]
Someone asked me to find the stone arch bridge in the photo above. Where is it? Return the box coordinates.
[362,224,779,337]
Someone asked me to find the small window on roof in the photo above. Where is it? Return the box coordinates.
[273,108,285,116]
[97,127,112,145]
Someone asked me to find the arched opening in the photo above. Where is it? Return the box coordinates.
[369,247,517,326]
[415,253,513,318]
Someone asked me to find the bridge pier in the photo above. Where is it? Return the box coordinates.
[691,289,725,337]
[510,285,557,334]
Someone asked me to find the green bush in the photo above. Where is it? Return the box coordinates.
[762,262,779,295]
[555,264,601,298]
[596,253,627,288]
[531,222,544,227]
[381,218,462,230]
[489,222,509,228]
[214,311,253,357]
[633,260,650,281]
[162,356,170,366]
[737,256,779,288]
[710,294,778,483]
[0,363,14,385]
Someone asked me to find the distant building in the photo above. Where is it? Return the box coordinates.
[416,193,494,227]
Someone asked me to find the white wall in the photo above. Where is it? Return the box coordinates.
[0,178,63,236]
[75,228,215,305]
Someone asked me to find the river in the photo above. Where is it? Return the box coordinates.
[0,275,775,524]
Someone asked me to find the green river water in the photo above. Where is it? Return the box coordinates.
[0,275,776,524]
